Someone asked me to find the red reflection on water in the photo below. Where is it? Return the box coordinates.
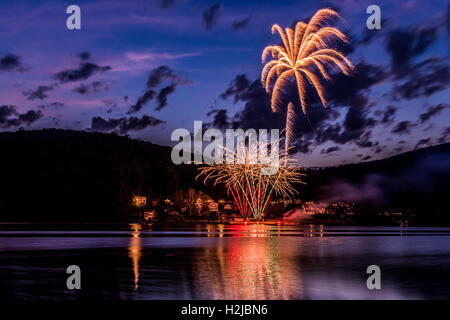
[194,231,302,299]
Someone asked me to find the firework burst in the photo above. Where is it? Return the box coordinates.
[261,8,354,120]
[197,139,304,220]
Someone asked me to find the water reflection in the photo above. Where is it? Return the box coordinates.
[190,227,301,299]
[125,224,302,298]
[128,224,142,290]
[121,224,450,298]
[1,224,450,299]
[304,224,324,237]
[206,223,282,238]
[207,226,295,297]
[202,223,331,238]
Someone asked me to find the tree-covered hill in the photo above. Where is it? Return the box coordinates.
[298,142,450,223]
[0,129,176,221]
[0,129,448,223]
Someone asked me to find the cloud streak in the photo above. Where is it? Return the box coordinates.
[202,3,222,31]
[91,115,165,134]
[0,105,43,128]
[127,65,191,114]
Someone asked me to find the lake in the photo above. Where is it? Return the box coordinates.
[1,223,450,300]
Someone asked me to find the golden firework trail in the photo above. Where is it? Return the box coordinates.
[261,8,354,128]
[285,102,296,154]
[196,139,304,220]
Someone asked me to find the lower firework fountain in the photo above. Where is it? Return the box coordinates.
[197,139,304,221]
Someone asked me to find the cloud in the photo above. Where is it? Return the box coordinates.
[325,61,386,108]
[127,89,156,114]
[392,121,415,135]
[38,102,64,109]
[74,81,110,95]
[155,84,176,111]
[419,103,448,123]
[391,57,449,100]
[74,84,90,95]
[321,146,340,154]
[55,53,111,83]
[0,53,22,71]
[415,138,431,149]
[381,106,397,124]
[146,65,190,88]
[438,127,450,144]
[91,115,165,134]
[206,108,229,129]
[157,0,175,9]
[357,18,389,45]
[232,15,251,30]
[293,135,314,154]
[315,113,376,148]
[127,65,191,114]
[202,3,222,31]
[220,73,252,102]
[318,61,383,138]
[55,62,111,83]
[355,131,378,148]
[102,99,117,114]
[310,61,387,150]
[78,52,91,61]
[23,84,56,100]
[0,105,43,128]
[344,107,377,136]
[386,27,438,77]
[219,74,283,130]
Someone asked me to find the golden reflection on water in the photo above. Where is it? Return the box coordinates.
[301,224,323,237]
[205,223,326,238]
[128,224,142,290]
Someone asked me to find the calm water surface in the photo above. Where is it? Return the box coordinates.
[1,223,450,300]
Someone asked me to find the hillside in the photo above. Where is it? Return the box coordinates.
[0,129,174,221]
[299,143,450,223]
[0,129,448,222]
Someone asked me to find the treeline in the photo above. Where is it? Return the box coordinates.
[0,129,175,221]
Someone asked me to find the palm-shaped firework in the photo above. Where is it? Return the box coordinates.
[261,8,354,132]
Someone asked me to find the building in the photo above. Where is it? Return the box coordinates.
[208,201,219,212]
[133,196,147,207]
[302,201,328,215]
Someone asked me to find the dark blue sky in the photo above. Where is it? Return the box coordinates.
[0,0,448,166]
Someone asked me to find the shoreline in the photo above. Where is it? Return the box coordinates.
[1,221,450,228]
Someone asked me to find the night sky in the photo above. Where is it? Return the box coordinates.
[0,0,448,167]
